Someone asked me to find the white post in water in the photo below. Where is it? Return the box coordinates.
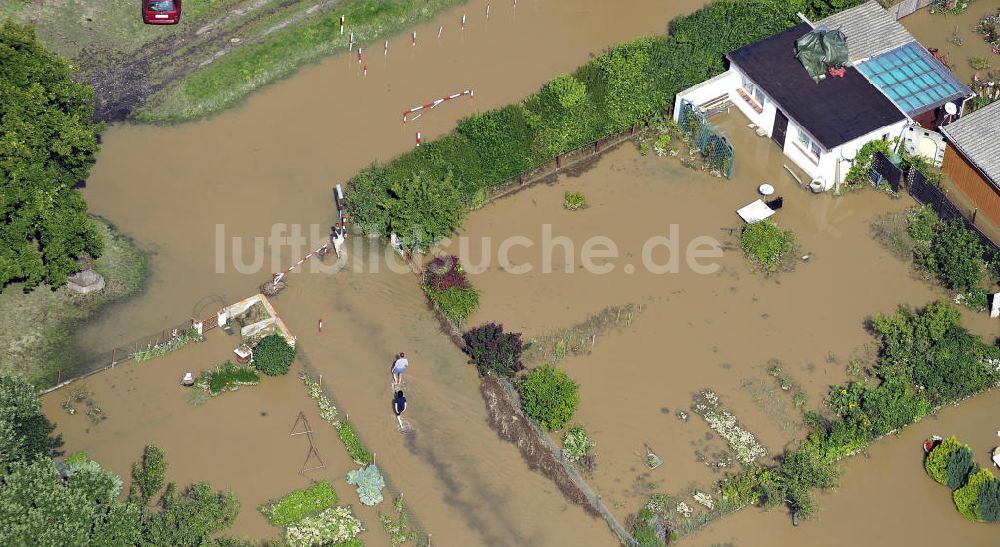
[461,13,466,29]
[384,40,388,55]
[437,25,443,38]
[340,15,344,34]
[486,3,491,19]
[363,64,367,76]
[411,31,416,46]
[349,32,354,51]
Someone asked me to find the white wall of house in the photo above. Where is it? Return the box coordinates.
[675,63,909,191]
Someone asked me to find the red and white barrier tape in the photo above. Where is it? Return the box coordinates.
[402,89,474,123]
[272,241,331,285]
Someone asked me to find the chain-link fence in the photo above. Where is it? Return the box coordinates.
[678,99,735,178]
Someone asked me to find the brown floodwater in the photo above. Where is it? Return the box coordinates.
[442,109,999,542]
[902,0,1000,84]
[61,1,714,545]
[40,332,394,543]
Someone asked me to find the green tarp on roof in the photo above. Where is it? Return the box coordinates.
[795,29,849,82]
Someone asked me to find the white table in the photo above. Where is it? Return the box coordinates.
[737,199,775,223]
[758,183,775,196]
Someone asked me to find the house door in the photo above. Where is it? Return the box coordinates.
[771,109,789,149]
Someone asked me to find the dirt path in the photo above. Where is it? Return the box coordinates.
[83,0,336,121]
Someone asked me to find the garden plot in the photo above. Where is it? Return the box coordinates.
[444,128,995,536]
[40,331,392,544]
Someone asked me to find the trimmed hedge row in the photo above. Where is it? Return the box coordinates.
[259,481,338,527]
[346,0,834,250]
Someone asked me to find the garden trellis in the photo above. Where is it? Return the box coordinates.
[678,99,735,179]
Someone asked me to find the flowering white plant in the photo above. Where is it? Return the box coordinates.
[693,491,714,510]
[285,506,362,547]
[693,390,766,465]
[676,501,693,517]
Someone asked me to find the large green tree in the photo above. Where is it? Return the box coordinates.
[0,19,104,290]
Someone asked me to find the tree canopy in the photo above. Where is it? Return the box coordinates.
[0,19,104,290]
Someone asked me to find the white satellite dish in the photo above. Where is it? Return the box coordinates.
[841,146,857,161]
[944,102,958,115]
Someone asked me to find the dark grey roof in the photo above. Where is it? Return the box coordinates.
[940,101,1000,183]
[817,0,915,64]
[727,23,905,149]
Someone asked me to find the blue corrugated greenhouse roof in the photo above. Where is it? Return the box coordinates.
[858,42,971,115]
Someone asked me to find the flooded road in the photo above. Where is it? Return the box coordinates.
[66,1,710,545]
[75,0,703,361]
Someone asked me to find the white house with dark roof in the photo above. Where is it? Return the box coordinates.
[673,1,972,190]
[940,101,1000,226]
[674,21,907,190]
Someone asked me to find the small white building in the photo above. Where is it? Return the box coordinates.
[674,19,908,190]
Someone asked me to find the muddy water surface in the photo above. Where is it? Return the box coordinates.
[65,1,715,546]
[902,1,1000,84]
[40,332,391,543]
[444,110,998,542]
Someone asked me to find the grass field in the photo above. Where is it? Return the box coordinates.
[0,0,243,61]
[134,0,465,123]
[3,0,466,123]
[0,218,148,389]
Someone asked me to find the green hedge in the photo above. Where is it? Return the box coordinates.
[925,437,964,486]
[259,481,338,527]
[338,421,373,465]
[345,0,826,250]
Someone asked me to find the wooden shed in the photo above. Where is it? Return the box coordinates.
[940,101,1000,226]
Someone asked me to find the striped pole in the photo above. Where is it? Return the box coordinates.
[461,13,466,29]
[416,132,422,146]
[340,15,345,34]
[349,32,354,51]
[411,31,416,46]
[384,40,389,55]
[402,89,474,122]
[438,25,443,38]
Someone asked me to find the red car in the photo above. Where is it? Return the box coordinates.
[142,0,181,24]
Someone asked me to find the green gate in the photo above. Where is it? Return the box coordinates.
[678,99,735,179]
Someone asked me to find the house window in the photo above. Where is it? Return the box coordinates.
[796,128,822,161]
[739,75,765,113]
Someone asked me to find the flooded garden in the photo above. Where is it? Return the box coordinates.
[17,0,1000,545]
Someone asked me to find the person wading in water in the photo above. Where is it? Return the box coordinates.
[391,352,409,386]
[392,390,407,429]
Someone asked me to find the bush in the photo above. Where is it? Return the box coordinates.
[384,172,465,251]
[462,323,524,377]
[424,255,469,291]
[925,437,963,485]
[946,446,977,490]
[518,365,580,430]
[338,421,373,465]
[978,475,1000,522]
[198,362,260,396]
[346,464,385,506]
[129,444,166,506]
[457,105,536,185]
[563,191,587,210]
[423,257,479,325]
[259,481,338,527]
[954,468,994,521]
[907,205,939,241]
[253,334,295,376]
[921,219,984,292]
[861,377,929,437]
[562,425,596,463]
[740,220,796,273]
[720,465,769,507]
[963,287,989,312]
[425,286,479,326]
[822,411,871,461]
[142,482,240,546]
